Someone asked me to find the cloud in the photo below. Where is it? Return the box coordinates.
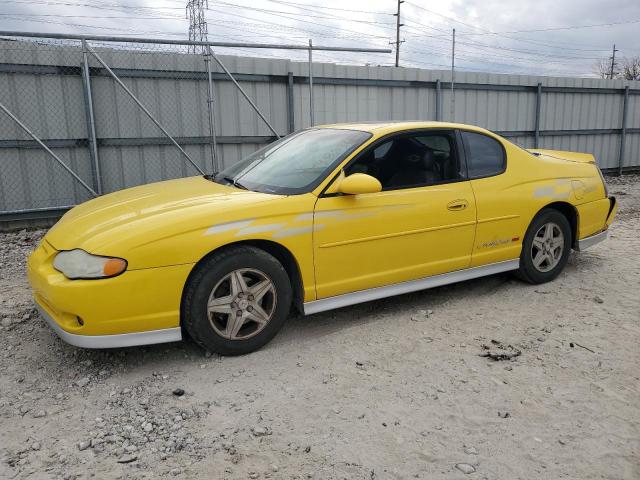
[1,0,639,77]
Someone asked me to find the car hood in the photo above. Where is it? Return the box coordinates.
[45,176,283,257]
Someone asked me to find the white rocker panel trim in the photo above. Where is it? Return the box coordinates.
[304,259,520,315]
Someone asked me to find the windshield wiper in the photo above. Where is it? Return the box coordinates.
[220,175,248,190]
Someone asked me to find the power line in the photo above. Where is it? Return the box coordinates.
[403,1,618,52]
[214,0,396,26]
[0,12,180,19]
[206,4,391,39]
[460,18,640,35]
[261,0,395,16]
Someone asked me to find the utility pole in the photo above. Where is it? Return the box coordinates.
[608,44,619,79]
[450,28,455,120]
[392,0,404,67]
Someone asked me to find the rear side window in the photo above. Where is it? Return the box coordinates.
[461,131,506,178]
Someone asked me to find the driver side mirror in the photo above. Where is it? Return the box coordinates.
[338,173,382,195]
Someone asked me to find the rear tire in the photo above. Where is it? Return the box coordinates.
[517,209,572,285]
[182,246,292,355]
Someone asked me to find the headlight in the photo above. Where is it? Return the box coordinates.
[53,249,127,279]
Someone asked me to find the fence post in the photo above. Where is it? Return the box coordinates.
[85,43,204,175]
[534,82,542,148]
[287,71,295,134]
[435,79,441,121]
[308,39,314,127]
[0,102,97,197]
[204,51,219,173]
[80,39,102,194]
[618,85,629,176]
[208,47,280,139]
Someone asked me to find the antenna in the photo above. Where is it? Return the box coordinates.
[186,0,209,53]
[451,28,455,120]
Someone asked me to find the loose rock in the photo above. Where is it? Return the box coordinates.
[455,463,476,474]
[116,454,138,464]
[479,340,521,361]
[77,441,90,451]
[76,377,90,387]
[251,426,271,437]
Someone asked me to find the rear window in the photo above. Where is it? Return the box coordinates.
[461,131,506,178]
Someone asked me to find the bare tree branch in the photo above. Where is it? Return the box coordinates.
[620,56,640,80]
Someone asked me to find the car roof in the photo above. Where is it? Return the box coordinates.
[315,121,492,136]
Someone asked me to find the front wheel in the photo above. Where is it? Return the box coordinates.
[517,209,572,284]
[182,246,292,355]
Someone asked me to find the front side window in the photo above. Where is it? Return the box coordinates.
[461,131,506,178]
[344,131,462,191]
[215,128,371,194]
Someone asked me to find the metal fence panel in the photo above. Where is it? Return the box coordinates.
[1,35,640,218]
[539,134,622,169]
[624,133,640,169]
[628,95,640,129]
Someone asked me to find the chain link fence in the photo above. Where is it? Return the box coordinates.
[0,38,95,213]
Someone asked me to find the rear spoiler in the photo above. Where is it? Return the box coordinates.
[526,149,596,164]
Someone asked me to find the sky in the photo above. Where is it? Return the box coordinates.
[1,0,639,77]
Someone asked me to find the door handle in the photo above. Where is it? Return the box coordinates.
[447,199,468,211]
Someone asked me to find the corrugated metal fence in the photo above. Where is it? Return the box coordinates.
[1,35,639,221]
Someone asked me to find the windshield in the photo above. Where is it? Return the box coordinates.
[214,128,371,194]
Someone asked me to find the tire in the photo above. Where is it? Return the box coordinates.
[516,208,572,285]
[182,246,292,355]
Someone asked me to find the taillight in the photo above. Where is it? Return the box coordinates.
[596,167,609,197]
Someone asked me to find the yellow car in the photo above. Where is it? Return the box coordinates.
[28,122,617,354]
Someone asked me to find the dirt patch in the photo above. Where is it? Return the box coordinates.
[1,176,639,479]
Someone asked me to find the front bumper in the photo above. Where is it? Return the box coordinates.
[28,239,191,348]
[36,304,181,348]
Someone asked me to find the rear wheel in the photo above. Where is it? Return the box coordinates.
[182,246,292,355]
[517,209,572,284]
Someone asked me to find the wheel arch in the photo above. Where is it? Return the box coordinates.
[537,201,578,248]
[181,239,305,320]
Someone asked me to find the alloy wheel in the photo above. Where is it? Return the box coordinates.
[531,222,564,273]
[206,268,277,340]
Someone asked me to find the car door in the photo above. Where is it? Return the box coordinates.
[459,129,523,267]
[312,130,478,299]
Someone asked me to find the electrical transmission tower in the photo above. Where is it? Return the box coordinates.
[186,0,209,53]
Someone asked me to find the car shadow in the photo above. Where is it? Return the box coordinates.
[28,269,539,373]
[272,271,515,348]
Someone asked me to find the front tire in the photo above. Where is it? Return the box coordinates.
[517,209,572,284]
[182,246,292,355]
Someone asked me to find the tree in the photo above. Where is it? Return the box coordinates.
[620,57,640,80]
[593,58,615,79]
[593,56,640,80]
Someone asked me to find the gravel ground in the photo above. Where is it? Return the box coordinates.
[1,175,639,480]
